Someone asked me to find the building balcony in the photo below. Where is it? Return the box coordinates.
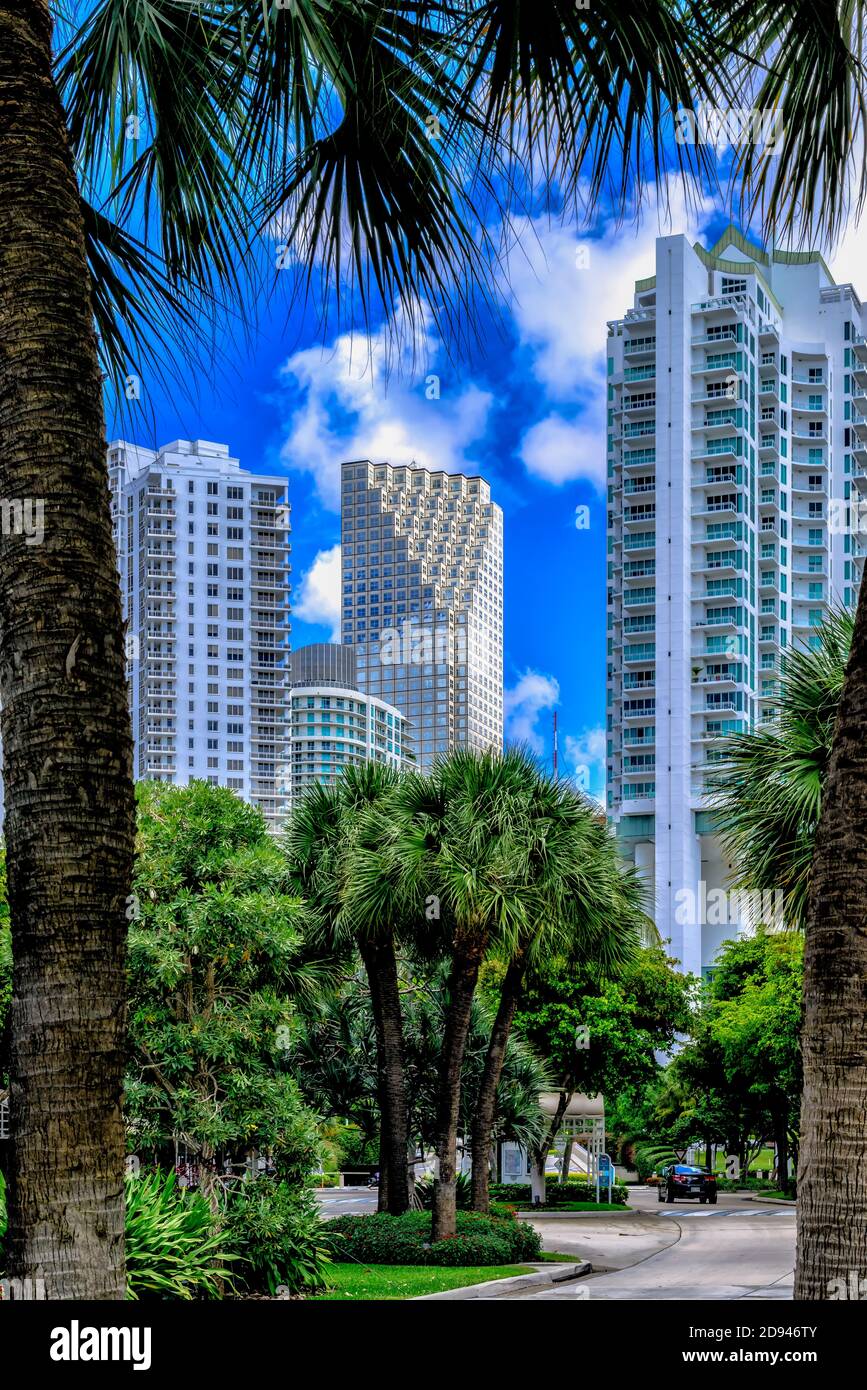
[851,408,867,441]
[694,556,738,575]
[792,427,828,444]
[622,336,656,359]
[691,443,739,463]
[692,501,738,520]
[623,396,656,416]
[691,326,739,346]
[693,468,744,490]
[691,294,749,317]
[623,365,656,385]
[691,414,741,435]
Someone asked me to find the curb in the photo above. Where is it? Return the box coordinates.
[516,1207,639,1220]
[411,1260,592,1300]
[747,1195,797,1206]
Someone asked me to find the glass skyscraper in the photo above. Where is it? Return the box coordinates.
[340,458,503,768]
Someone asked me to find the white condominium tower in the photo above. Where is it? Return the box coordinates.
[288,642,413,801]
[340,459,503,768]
[606,226,866,976]
[109,439,291,826]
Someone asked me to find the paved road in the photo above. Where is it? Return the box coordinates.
[507,1188,795,1301]
[314,1184,796,1301]
[316,1187,378,1216]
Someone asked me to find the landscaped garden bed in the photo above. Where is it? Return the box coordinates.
[323,1208,542,1266]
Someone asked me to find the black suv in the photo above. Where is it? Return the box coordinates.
[658,1164,717,1204]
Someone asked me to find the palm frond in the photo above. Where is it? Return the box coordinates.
[706,608,853,926]
[719,0,867,246]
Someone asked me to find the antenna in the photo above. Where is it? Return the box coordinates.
[553,710,559,780]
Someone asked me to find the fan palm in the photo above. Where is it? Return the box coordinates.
[348,746,553,1238]
[284,762,413,1214]
[3,0,864,1301]
[0,0,736,1296]
[468,769,646,1211]
[705,608,867,1293]
[707,608,852,929]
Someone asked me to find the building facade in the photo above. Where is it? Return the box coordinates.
[606,227,866,974]
[340,459,503,768]
[109,439,291,826]
[288,642,413,800]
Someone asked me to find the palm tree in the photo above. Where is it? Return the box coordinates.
[359,747,552,1239]
[706,609,867,1289]
[285,763,413,1214]
[0,0,730,1297]
[707,608,852,928]
[469,774,645,1212]
[5,0,861,1300]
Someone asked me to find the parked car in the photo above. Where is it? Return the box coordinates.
[658,1164,717,1204]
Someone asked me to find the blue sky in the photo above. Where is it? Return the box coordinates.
[104,179,867,800]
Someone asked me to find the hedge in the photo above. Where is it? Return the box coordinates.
[323,1209,542,1266]
[489,1180,628,1207]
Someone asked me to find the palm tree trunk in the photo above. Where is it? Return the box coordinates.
[431,945,484,1240]
[359,940,409,1214]
[0,0,135,1299]
[469,954,523,1212]
[795,589,867,1299]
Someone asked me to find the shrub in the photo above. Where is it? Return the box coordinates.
[324,1209,541,1266]
[223,1179,331,1294]
[125,1170,235,1300]
[488,1179,627,1207]
[489,1182,531,1204]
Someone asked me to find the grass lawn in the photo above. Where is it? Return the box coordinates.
[537,1251,585,1262]
[760,1191,796,1202]
[312,1263,530,1300]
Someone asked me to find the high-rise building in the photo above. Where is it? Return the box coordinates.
[108,439,291,826]
[288,642,413,800]
[340,459,503,768]
[606,226,866,975]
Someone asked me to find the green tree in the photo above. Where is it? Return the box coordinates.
[511,944,693,1193]
[468,779,645,1211]
[285,763,413,1214]
[708,608,851,927]
[4,0,862,1299]
[353,747,553,1239]
[127,782,326,1197]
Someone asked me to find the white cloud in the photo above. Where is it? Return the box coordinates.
[829,214,867,289]
[504,670,560,753]
[519,413,607,490]
[508,184,720,486]
[277,313,494,510]
[294,544,342,639]
[563,726,607,802]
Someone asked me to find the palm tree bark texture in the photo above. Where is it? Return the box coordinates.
[795,592,867,1299]
[0,0,135,1299]
[431,941,485,1241]
[359,940,410,1215]
[469,953,524,1212]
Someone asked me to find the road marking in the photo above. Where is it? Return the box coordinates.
[657,1207,793,1219]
